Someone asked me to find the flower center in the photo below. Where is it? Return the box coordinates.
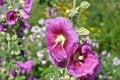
[79,55,83,60]
[55,34,65,45]
[10,14,15,20]
[73,52,85,63]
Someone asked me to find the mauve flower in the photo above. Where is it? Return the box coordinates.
[16,60,34,74]
[46,7,58,18]
[6,10,18,25]
[45,17,79,67]
[20,20,30,30]
[0,0,4,6]
[0,23,3,31]
[27,76,37,80]
[21,10,30,20]
[9,68,15,76]
[67,42,101,79]
[23,0,33,13]
[0,58,4,63]
[21,0,33,20]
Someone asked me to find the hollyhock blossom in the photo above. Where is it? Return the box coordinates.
[6,10,18,25]
[0,0,4,6]
[16,60,34,74]
[67,42,101,79]
[27,76,37,80]
[21,0,33,20]
[45,17,79,67]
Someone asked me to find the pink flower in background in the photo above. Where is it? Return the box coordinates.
[0,0,4,6]
[21,10,30,20]
[20,20,30,30]
[0,24,3,31]
[24,0,33,13]
[9,68,15,76]
[46,7,58,18]
[27,76,37,80]
[45,17,79,67]
[16,60,34,74]
[67,42,101,79]
[21,0,33,20]
[6,10,18,25]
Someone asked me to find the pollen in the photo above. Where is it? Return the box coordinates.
[55,34,65,45]
[79,55,83,60]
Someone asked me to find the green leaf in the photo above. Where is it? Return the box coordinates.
[76,27,90,36]
[79,1,90,9]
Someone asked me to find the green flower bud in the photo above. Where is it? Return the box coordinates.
[19,0,24,6]
[12,35,17,41]
[0,15,6,21]
[79,1,90,9]
[11,51,15,55]
[8,5,13,10]
[15,50,20,55]
[76,27,90,36]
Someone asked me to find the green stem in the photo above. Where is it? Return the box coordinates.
[8,41,10,50]
[73,0,77,9]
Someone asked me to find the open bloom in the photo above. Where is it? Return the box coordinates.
[6,10,18,25]
[16,60,34,74]
[21,0,33,20]
[45,17,79,67]
[67,42,101,79]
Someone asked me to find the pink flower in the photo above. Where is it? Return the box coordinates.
[0,23,3,31]
[27,76,37,80]
[67,42,101,79]
[45,17,79,67]
[20,20,30,30]
[0,0,4,6]
[9,68,15,76]
[16,60,34,74]
[21,0,33,20]
[6,10,18,25]
[23,0,33,13]
[46,7,58,18]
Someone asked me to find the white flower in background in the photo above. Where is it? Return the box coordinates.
[101,50,111,58]
[38,42,42,47]
[38,18,45,25]
[28,35,35,41]
[37,50,44,60]
[31,25,41,33]
[98,74,112,80]
[101,50,107,56]
[113,57,120,66]
[87,37,99,48]
[41,60,47,65]
[41,26,46,32]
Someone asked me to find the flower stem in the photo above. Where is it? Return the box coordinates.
[73,0,77,9]
[8,40,10,51]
